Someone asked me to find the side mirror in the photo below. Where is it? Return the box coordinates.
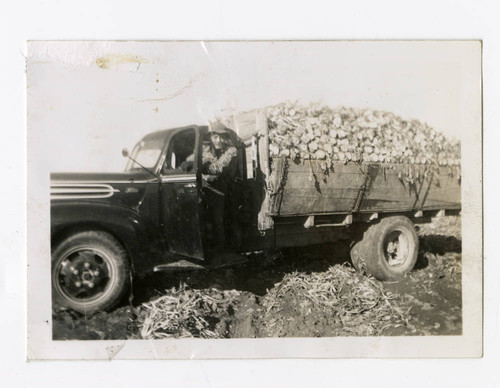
[122,148,129,158]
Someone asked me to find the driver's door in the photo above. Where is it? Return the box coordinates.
[161,128,205,260]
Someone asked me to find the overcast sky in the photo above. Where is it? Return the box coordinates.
[27,41,480,172]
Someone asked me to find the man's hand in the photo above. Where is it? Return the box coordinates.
[202,174,217,182]
[202,174,224,195]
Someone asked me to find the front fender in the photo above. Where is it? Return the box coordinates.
[51,201,165,275]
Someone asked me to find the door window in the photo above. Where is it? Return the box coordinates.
[162,129,197,175]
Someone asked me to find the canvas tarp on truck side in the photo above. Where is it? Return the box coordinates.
[267,158,461,217]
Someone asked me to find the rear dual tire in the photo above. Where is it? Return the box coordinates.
[350,216,418,280]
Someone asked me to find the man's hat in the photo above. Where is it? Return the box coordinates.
[208,121,230,134]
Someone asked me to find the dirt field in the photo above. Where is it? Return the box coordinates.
[52,216,462,340]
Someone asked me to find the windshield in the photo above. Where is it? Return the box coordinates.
[125,138,165,172]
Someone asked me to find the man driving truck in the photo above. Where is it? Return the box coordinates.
[202,123,238,252]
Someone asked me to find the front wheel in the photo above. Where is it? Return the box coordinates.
[351,216,418,280]
[52,231,130,314]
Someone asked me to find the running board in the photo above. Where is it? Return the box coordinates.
[154,253,248,273]
[208,253,248,269]
[154,260,205,272]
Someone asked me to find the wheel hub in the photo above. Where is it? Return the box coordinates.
[384,230,410,267]
[57,250,110,300]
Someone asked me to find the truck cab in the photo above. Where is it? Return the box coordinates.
[51,125,252,313]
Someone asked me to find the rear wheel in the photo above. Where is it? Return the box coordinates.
[52,231,130,314]
[350,216,418,280]
[349,239,366,273]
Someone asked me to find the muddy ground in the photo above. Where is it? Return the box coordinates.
[53,216,462,340]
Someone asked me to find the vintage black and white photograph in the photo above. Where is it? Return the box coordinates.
[26,40,482,359]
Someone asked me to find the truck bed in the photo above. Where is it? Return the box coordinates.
[267,158,461,217]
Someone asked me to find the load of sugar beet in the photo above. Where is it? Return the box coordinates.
[266,102,461,172]
[255,102,462,220]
